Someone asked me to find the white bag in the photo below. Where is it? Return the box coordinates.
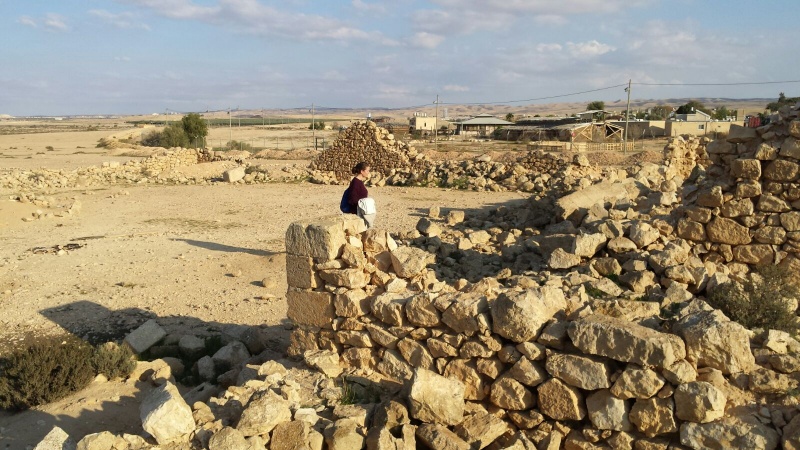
[357,197,377,215]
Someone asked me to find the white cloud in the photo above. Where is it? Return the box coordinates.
[533,14,567,26]
[114,56,132,62]
[536,43,562,53]
[121,0,392,43]
[17,16,37,28]
[566,40,615,58]
[43,13,69,32]
[409,32,444,49]
[444,85,469,92]
[89,9,151,30]
[18,13,69,32]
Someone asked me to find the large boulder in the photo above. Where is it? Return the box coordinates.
[286,216,366,261]
[680,417,779,450]
[673,304,755,374]
[139,382,195,444]
[492,287,566,343]
[407,368,465,426]
[568,314,686,368]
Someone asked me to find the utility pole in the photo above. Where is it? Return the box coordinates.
[624,79,631,154]
[311,103,316,148]
[228,107,232,143]
[434,95,439,152]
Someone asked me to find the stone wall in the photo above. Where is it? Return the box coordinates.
[675,106,800,271]
[284,216,799,450]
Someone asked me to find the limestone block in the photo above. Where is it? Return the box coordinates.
[371,292,410,326]
[124,319,167,354]
[706,217,752,245]
[677,219,706,241]
[492,286,566,343]
[324,418,364,450]
[732,244,774,265]
[764,159,799,181]
[408,368,465,425]
[674,381,726,423]
[405,294,441,327]
[628,222,660,248]
[610,365,666,399]
[287,288,335,328]
[34,427,76,450]
[286,254,321,289]
[726,125,758,143]
[286,216,365,261]
[730,159,761,179]
[140,382,195,444]
[555,180,629,224]
[334,288,370,318]
[237,391,292,437]
[397,338,435,371]
[443,359,487,401]
[490,376,535,410]
[453,412,508,450]
[781,137,800,159]
[415,424,469,450]
[586,389,632,432]
[208,427,249,450]
[548,248,581,269]
[441,292,488,335]
[674,306,755,374]
[223,166,245,183]
[390,246,432,278]
[537,378,586,421]
[680,418,779,450]
[568,314,686,368]
[758,194,791,213]
[570,232,607,257]
[629,397,677,437]
[319,268,370,289]
[545,352,611,390]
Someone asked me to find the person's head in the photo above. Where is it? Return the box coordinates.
[352,162,370,177]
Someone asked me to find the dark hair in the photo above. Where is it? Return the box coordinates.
[352,162,369,175]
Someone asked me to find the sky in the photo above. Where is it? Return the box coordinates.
[1,0,799,116]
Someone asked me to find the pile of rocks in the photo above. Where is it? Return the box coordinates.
[309,121,429,180]
[281,215,798,450]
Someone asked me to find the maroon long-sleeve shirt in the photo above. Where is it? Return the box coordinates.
[347,177,368,214]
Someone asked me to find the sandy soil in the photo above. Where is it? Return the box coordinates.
[0,123,529,447]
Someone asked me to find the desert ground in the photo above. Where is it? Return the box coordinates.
[0,119,534,447]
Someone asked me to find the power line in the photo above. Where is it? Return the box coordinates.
[634,80,800,87]
[437,84,629,105]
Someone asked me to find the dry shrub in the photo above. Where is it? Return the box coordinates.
[706,265,800,333]
[0,335,95,410]
[92,342,136,380]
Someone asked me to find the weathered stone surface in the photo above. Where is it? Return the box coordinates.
[405,294,441,327]
[555,180,630,224]
[674,307,755,374]
[610,365,665,399]
[334,288,370,318]
[34,426,76,450]
[727,125,758,143]
[758,194,791,213]
[304,349,342,377]
[408,368,465,425]
[586,389,632,432]
[125,319,166,354]
[732,244,774,265]
[287,288,335,328]
[325,418,364,450]
[208,427,249,450]
[662,359,697,385]
[286,216,365,261]
[441,292,488,335]
[629,397,677,437]
[568,315,686,368]
[674,381,726,423]
[490,377,535,410]
[537,378,586,421]
[139,382,195,444]
[319,268,369,288]
[781,137,800,159]
[548,248,581,269]
[706,217,752,245]
[730,159,761,179]
[416,424,469,450]
[677,219,706,241]
[492,287,566,343]
[607,237,638,253]
[397,338,435,371]
[781,211,800,231]
[223,166,245,182]
[680,418,779,450]
[720,198,754,218]
[453,412,509,450]
[571,233,608,257]
[390,246,431,278]
[444,359,487,401]
[764,159,799,181]
[237,391,292,436]
[286,254,321,289]
[545,352,611,390]
[508,356,547,387]
[372,292,410,326]
[629,222,660,248]
[618,270,657,293]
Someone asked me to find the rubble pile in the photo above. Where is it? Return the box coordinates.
[281,215,799,450]
[310,121,429,180]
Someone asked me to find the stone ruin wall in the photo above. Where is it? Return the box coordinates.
[283,215,800,450]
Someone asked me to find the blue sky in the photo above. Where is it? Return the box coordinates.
[1,0,798,116]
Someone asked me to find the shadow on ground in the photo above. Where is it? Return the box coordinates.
[172,238,280,257]
[0,300,291,448]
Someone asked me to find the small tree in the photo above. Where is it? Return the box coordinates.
[713,106,733,120]
[309,121,326,130]
[676,100,711,115]
[766,92,800,112]
[159,123,190,148]
[648,105,672,120]
[505,113,515,123]
[586,101,605,111]
[181,113,208,147]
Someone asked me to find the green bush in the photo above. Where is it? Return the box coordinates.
[308,121,326,130]
[92,342,136,380]
[706,265,800,332]
[213,140,253,152]
[0,336,96,410]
